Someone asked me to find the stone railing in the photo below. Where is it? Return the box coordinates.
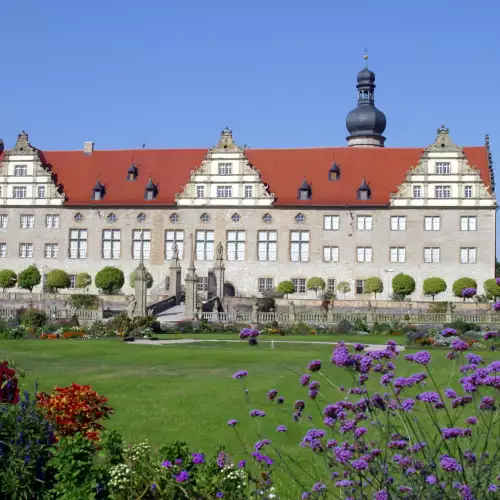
[0,308,102,324]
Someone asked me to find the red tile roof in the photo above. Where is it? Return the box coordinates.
[26,145,492,206]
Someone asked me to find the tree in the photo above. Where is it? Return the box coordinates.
[423,277,447,301]
[46,269,70,291]
[129,269,154,289]
[76,272,92,291]
[95,267,125,295]
[276,280,294,298]
[337,281,351,299]
[364,277,384,299]
[484,278,500,301]
[0,269,17,291]
[392,273,416,300]
[452,277,477,301]
[18,265,41,293]
[306,277,326,297]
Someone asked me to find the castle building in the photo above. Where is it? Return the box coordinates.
[0,59,496,301]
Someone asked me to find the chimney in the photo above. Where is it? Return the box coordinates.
[83,141,94,155]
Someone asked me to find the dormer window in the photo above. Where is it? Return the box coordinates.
[328,161,340,181]
[357,179,371,200]
[297,178,312,200]
[127,163,138,181]
[92,179,105,200]
[144,178,158,200]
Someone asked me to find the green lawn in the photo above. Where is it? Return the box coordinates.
[1,339,496,495]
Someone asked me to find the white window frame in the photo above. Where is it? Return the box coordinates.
[216,186,232,198]
[19,243,34,258]
[460,216,477,231]
[356,247,372,263]
[45,214,60,229]
[424,247,440,263]
[258,278,274,293]
[103,229,121,260]
[424,216,440,231]
[356,215,373,231]
[69,229,88,259]
[197,276,209,292]
[20,214,34,229]
[196,230,214,261]
[355,279,365,295]
[244,185,253,198]
[464,185,473,199]
[324,215,340,231]
[0,243,6,258]
[323,246,339,262]
[460,247,477,264]
[227,230,245,261]
[326,278,336,292]
[390,247,406,263]
[290,230,309,262]
[435,185,451,199]
[37,186,46,199]
[44,243,59,259]
[412,185,422,199]
[132,229,151,260]
[0,215,8,228]
[390,216,406,231]
[291,278,306,294]
[258,230,277,261]
[14,165,27,176]
[218,163,232,175]
[435,162,451,175]
[196,185,205,198]
[165,230,184,260]
[13,187,27,199]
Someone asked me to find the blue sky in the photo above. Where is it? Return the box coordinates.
[1,1,499,246]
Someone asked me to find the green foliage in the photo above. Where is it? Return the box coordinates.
[352,316,369,333]
[46,269,70,291]
[423,277,447,300]
[76,272,92,291]
[18,265,41,292]
[0,324,28,339]
[334,318,353,334]
[496,259,500,277]
[0,269,17,291]
[336,281,351,298]
[20,308,47,329]
[129,268,154,289]
[444,319,480,334]
[427,301,451,314]
[95,266,124,295]
[484,278,500,301]
[452,277,477,298]
[69,294,100,311]
[101,429,125,466]
[391,273,416,300]
[276,280,295,297]
[306,277,326,297]
[321,290,336,300]
[106,312,132,334]
[364,277,383,298]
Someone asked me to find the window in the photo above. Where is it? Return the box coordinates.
[327,278,336,292]
[20,215,34,229]
[45,214,60,228]
[231,213,241,223]
[390,247,406,263]
[356,279,365,295]
[136,213,146,223]
[196,185,205,198]
[324,215,340,231]
[390,216,406,231]
[218,163,232,175]
[412,185,422,199]
[262,213,272,223]
[292,278,306,294]
[103,230,121,259]
[13,187,27,199]
[216,186,232,198]
[424,247,440,263]
[357,216,373,231]
[460,247,477,264]
[19,243,33,258]
[69,275,77,289]
[244,186,253,198]
[200,213,210,223]
[106,213,117,223]
[227,231,245,261]
[298,189,309,201]
[0,243,6,258]
[461,216,476,231]
[69,229,88,259]
[165,277,170,291]
[196,230,214,260]
[290,230,309,262]
[258,278,274,293]
[295,213,305,224]
[44,243,59,259]
[74,212,84,222]
[323,246,339,262]
[14,165,27,176]
[145,190,154,201]
[435,162,451,174]
[357,247,372,263]
[37,186,46,199]
[464,185,473,199]
[169,213,179,223]
[132,230,151,260]
[0,215,8,228]
[424,216,440,231]
[165,230,184,259]
[197,276,209,292]
[435,186,451,199]
[258,230,277,261]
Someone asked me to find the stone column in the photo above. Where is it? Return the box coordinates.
[133,263,147,317]
[168,243,182,304]
[184,234,198,320]
[213,242,225,300]
[445,301,453,323]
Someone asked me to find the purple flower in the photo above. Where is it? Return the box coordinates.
[309,380,320,390]
[441,427,472,440]
[254,439,271,451]
[217,452,229,468]
[249,409,266,417]
[439,455,462,472]
[336,479,355,487]
[308,389,319,399]
[354,343,365,351]
[465,353,483,364]
[351,459,369,470]
[300,374,311,386]
[466,416,478,425]
[480,396,495,410]
[484,331,497,340]
[227,419,238,427]
[451,339,469,351]
[413,351,431,365]
[488,484,497,492]
[313,482,326,492]
[151,483,157,491]
[442,328,457,337]
[216,493,224,499]
[461,287,477,298]
[380,373,394,386]
[401,398,415,411]
[232,370,248,379]
[334,447,353,464]
[494,301,500,312]
[238,460,246,468]
[416,391,442,404]
[276,425,287,432]
[444,388,457,398]
[294,400,305,411]
[301,493,311,500]
[161,460,172,468]
[308,360,322,372]
[426,475,437,484]
[174,458,182,465]
[452,396,473,408]
[355,427,367,438]
[192,453,205,464]
[277,396,284,404]
[374,490,389,500]
[267,389,278,401]
[332,342,351,367]
[175,471,189,483]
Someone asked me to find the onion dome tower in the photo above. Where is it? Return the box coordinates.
[346,54,387,147]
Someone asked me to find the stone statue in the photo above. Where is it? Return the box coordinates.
[127,295,137,318]
[171,243,179,261]
[215,242,224,260]
[289,301,295,314]
[212,300,219,312]
[252,301,259,314]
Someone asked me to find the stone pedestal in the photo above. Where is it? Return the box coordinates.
[168,247,182,304]
[133,263,148,317]
[184,234,198,320]
[213,242,225,300]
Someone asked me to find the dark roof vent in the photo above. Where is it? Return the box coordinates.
[298,177,312,200]
[329,161,340,181]
[92,178,105,200]
[127,163,138,181]
[144,177,158,200]
[357,178,371,200]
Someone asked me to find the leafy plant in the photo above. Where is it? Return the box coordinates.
[336,281,351,299]
[76,272,92,291]
[452,277,477,300]
[484,278,500,301]
[129,268,154,289]
[276,280,294,298]
[20,308,47,329]
[306,277,326,297]
[364,277,383,298]
[0,269,17,291]
[18,265,41,292]
[423,277,447,301]
[391,273,415,300]
[46,269,70,291]
[69,294,100,311]
[427,301,450,313]
[95,266,124,295]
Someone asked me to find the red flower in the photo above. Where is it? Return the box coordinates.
[0,361,20,404]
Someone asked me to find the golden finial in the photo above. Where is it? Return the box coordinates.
[364,51,369,68]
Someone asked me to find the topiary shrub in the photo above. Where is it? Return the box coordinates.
[69,294,100,311]
[483,278,500,301]
[18,265,41,293]
[336,281,351,299]
[423,277,447,301]
[276,280,294,298]
[129,269,154,289]
[95,267,124,295]
[452,277,477,300]
[76,272,92,291]
[0,269,17,292]
[391,273,415,300]
[364,277,383,299]
[46,269,70,292]
[306,277,326,297]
